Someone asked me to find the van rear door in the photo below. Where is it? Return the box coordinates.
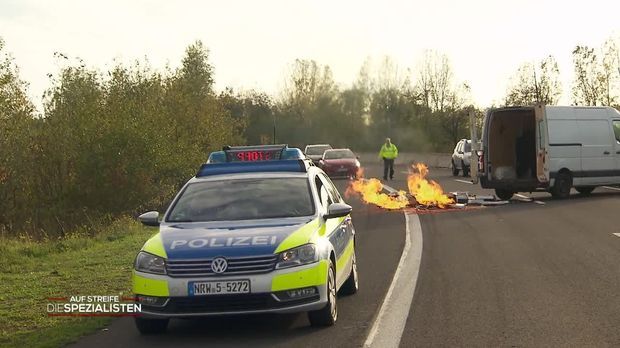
[535,104,550,184]
[469,110,479,184]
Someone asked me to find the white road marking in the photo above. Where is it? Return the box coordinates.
[613,233,620,238]
[454,179,473,185]
[364,212,423,348]
[602,186,620,192]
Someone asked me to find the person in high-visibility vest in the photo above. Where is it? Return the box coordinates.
[379,138,398,180]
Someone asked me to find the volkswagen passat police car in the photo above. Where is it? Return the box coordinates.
[132,145,358,334]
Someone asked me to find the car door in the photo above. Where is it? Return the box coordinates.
[454,141,463,168]
[534,104,550,184]
[318,174,353,287]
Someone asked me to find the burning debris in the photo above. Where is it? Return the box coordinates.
[345,168,409,210]
[347,163,455,210]
[407,163,453,208]
[346,163,509,212]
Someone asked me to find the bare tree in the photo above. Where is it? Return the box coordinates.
[415,50,455,113]
[281,59,335,109]
[505,55,562,106]
[572,38,619,106]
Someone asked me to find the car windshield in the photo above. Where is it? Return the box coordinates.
[464,142,471,152]
[306,145,331,155]
[167,178,315,222]
[324,149,355,159]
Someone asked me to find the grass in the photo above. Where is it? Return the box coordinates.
[0,217,155,348]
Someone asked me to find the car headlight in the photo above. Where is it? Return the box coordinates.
[134,251,167,275]
[276,244,318,269]
[355,159,361,167]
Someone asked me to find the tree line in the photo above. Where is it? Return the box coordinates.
[1,36,618,237]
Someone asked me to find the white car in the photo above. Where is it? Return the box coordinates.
[451,139,472,177]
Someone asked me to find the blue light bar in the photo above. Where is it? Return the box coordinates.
[197,160,309,177]
[207,144,308,164]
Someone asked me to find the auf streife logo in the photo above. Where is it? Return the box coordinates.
[46,295,141,317]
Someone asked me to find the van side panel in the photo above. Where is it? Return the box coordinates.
[577,118,616,185]
[547,117,582,186]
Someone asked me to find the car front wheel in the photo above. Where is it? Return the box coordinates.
[308,261,337,326]
[451,161,459,176]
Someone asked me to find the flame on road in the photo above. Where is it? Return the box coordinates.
[345,168,409,210]
[407,163,453,208]
[346,163,453,209]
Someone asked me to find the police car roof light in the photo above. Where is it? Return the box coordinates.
[196,159,310,177]
[207,144,306,164]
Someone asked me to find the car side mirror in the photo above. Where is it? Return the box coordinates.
[138,211,160,227]
[324,203,352,219]
[356,155,360,159]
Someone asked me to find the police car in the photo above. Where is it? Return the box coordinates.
[132,145,358,334]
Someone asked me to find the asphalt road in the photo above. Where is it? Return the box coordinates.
[69,175,406,348]
[70,162,620,347]
[400,167,620,347]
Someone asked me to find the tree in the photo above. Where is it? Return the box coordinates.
[412,50,474,149]
[572,38,620,106]
[505,55,562,106]
[572,46,604,105]
[415,50,455,113]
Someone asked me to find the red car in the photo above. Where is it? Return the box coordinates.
[319,148,360,179]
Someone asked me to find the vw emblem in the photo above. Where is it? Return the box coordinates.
[211,257,228,274]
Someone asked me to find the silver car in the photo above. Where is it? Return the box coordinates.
[304,144,333,164]
[451,139,472,177]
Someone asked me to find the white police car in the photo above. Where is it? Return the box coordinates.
[132,145,358,334]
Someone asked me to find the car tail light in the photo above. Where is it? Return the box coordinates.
[477,150,484,172]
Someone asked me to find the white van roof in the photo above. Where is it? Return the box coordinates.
[545,106,617,120]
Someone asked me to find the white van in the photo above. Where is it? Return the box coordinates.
[478,105,620,200]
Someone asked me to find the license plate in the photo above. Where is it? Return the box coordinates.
[189,280,250,296]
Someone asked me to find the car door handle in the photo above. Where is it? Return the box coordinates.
[603,151,610,155]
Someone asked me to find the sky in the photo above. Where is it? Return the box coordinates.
[1,0,618,111]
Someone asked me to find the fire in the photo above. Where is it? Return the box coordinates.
[345,168,409,210]
[407,163,453,208]
[346,163,453,210]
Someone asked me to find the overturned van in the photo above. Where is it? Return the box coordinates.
[478,105,620,200]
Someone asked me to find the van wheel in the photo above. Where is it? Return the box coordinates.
[495,189,513,201]
[462,162,469,177]
[308,262,337,327]
[451,161,459,176]
[340,253,358,295]
[575,186,594,195]
[551,172,572,199]
[135,318,169,335]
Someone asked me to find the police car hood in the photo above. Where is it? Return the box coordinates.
[160,216,315,259]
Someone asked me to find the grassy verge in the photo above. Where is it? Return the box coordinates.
[0,217,155,347]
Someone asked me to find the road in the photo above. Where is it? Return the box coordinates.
[71,162,620,347]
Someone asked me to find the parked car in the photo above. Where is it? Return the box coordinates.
[451,139,472,177]
[478,105,620,200]
[304,144,333,164]
[319,148,360,179]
